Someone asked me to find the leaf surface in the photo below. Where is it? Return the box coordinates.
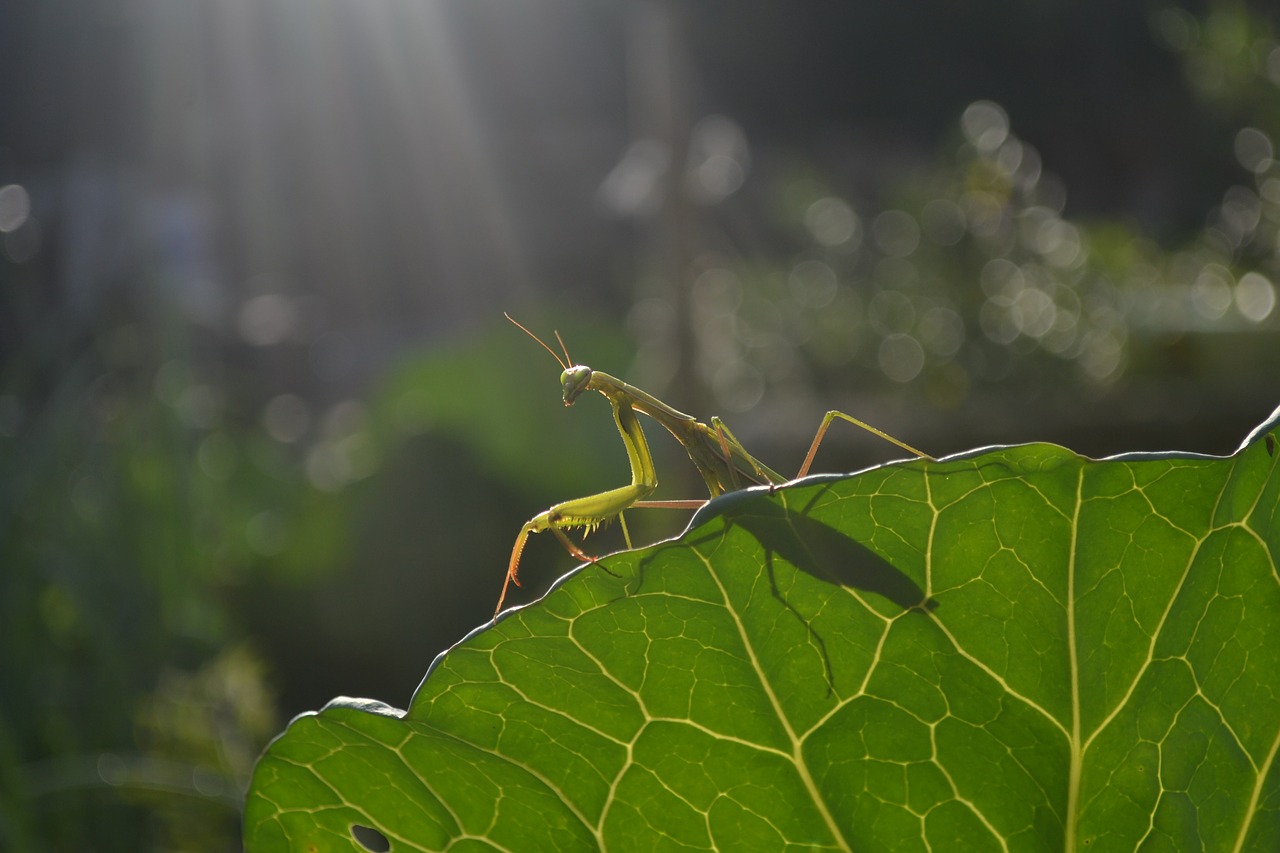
[245,412,1280,851]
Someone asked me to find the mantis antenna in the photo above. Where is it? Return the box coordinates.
[505,312,569,371]
[553,330,573,370]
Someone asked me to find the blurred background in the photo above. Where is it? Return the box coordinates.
[3,0,1279,847]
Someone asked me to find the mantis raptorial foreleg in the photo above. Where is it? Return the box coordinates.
[495,394,656,619]
[495,313,933,620]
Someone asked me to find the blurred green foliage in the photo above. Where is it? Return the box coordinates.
[663,89,1280,460]
[0,307,323,847]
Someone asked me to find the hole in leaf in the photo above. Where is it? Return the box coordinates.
[350,824,390,852]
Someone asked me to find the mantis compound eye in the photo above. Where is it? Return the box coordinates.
[561,366,592,405]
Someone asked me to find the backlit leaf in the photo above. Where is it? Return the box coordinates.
[245,408,1280,851]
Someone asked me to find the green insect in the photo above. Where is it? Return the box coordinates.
[497,314,933,619]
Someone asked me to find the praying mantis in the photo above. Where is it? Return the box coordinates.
[496,314,934,619]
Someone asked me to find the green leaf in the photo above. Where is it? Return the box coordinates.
[245,411,1280,851]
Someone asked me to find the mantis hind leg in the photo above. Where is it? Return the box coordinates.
[796,410,933,479]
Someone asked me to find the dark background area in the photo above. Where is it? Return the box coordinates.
[3,1,1279,848]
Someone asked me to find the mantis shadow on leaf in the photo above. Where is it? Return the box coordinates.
[699,487,938,614]
[629,487,936,693]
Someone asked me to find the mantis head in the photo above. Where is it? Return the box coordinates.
[561,365,592,406]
